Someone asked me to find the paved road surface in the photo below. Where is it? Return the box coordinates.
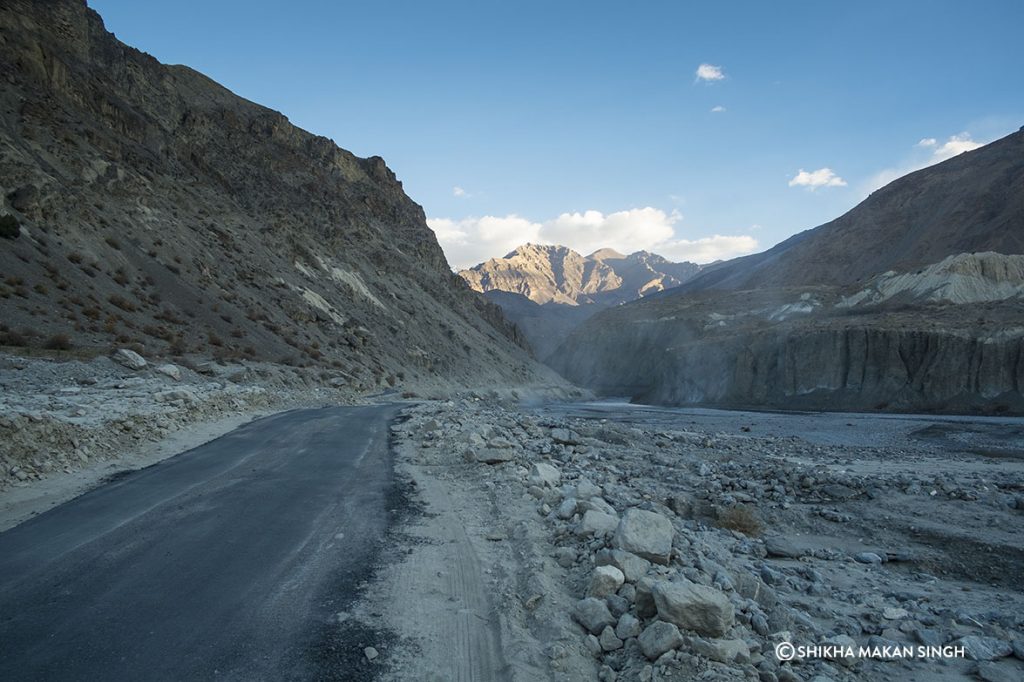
[0,405,402,681]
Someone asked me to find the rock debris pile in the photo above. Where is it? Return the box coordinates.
[400,399,1024,681]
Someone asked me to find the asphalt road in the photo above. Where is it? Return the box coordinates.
[0,405,403,681]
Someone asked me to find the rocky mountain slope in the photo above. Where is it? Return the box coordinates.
[677,127,1024,293]
[552,131,1024,413]
[0,0,557,392]
[460,244,701,360]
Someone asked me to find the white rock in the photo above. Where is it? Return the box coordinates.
[529,462,561,487]
[613,508,675,564]
[113,348,147,370]
[557,498,577,520]
[588,565,625,598]
[155,364,181,381]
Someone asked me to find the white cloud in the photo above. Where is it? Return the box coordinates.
[427,215,541,269]
[865,132,986,193]
[655,235,760,263]
[452,186,467,197]
[542,208,678,256]
[428,207,759,269]
[711,105,726,113]
[695,63,725,82]
[788,167,847,190]
[932,132,983,161]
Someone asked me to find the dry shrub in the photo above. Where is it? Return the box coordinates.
[44,333,72,350]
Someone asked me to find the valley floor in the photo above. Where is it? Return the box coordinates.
[366,399,1024,681]
[3,369,1022,681]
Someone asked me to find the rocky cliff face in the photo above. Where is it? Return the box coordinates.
[552,279,1024,413]
[459,243,701,360]
[552,127,1024,413]
[0,0,556,390]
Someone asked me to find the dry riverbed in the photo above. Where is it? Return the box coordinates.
[360,399,1024,682]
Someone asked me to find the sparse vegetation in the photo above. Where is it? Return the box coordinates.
[44,333,72,350]
[0,329,29,346]
[108,294,137,312]
[0,214,19,239]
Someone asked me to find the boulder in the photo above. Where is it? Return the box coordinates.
[764,536,804,559]
[613,508,674,564]
[112,348,147,370]
[652,579,735,637]
[572,597,615,635]
[587,565,625,598]
[595,548,651,583]
[557,498,577,520]
[615,613,642,640]
[155,389,195,403]
[690,637,749,663]
[854,552,884,564]
[575,478,602,499]
[956,636,1013,661]
[638,621,684,661]
[550,427,581,445]
[155,363,181,381]
[599,626,623,652]
[529,462,561,487]
[634,577,658,619]
[578,510,618,537]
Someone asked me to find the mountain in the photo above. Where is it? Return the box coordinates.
[461,243,701,306]
[676,127,1024,292]
[0,0,557,391]
[551,130,1024,413]
[459,244,702,359]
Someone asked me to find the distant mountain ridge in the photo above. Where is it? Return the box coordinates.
[458,244,702,360]
[460,243,701,306]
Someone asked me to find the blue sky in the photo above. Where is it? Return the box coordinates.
[90,0,1024,268]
